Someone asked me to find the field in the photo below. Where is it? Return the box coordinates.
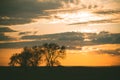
[0,66,120,80]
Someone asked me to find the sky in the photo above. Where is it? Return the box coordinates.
[0,0,120,42]
[0,0,120,66]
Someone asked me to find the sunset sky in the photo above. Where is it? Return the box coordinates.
[0,0,120,37]
[0,0,120,66]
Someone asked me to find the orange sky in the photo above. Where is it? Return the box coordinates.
[0,44,120,66]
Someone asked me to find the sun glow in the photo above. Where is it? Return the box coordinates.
[80,29,94,33]
[47,10,105,24]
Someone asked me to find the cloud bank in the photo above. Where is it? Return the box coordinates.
[0,27,17,41]
[0,0,119,25]
[0,33,15,41]
[0,0,61,25]
[0,27,16,32]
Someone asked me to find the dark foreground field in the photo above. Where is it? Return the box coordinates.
[0,66,120,80]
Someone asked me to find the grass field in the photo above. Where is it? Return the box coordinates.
[0,66,120,80]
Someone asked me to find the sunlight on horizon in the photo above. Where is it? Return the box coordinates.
[62,50,120,66]
[0,44,120,66]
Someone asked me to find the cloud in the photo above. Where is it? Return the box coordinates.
[99,48,120,55]
[94,10,120,14]
[0,0,61,25]
[0,27,16,32]
[0,31,120,48]
[68,9,120,25]
[0,0,120,25]
[91,32,120,44]
[19,31,32,35]
[42,0,120,25]
[0,33,16,41]
[69,18,120,25]
[19,31,38,36]
[44,0,101,13]
[0,27,17,41]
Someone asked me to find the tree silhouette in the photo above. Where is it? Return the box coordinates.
[9,43,66,67]
[9,46,44,67]
[43,43,66,66]
[8,53,19,66]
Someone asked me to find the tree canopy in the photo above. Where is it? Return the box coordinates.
[9,43,66,67]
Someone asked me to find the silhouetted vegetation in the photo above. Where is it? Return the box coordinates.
[9,43,66,67]
[1,66,120,80]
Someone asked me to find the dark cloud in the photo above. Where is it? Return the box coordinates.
[19,31,32,35]
[0,0,62,25]
[21,35,43,40]
[20,32,84,41]
[21,31,120,44]
[92,32,120,44]
[0,0,103,25]
[0,40,43,48]
[0,27,16,32]
[94,10,120,14]
[18,31,38,36]
[0,32,120,48]
[0,27,17,41]
[0,33,16,41]
[90,10,120,24]
[69,18,120,25]
[99,48,120,55]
